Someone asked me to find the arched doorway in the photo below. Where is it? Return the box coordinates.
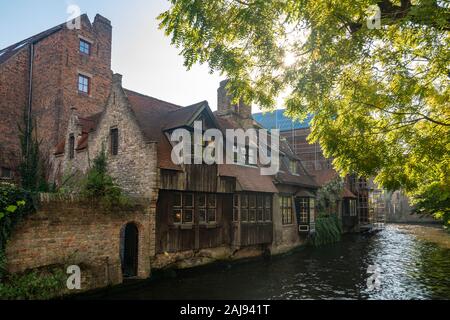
[120,223,139,278]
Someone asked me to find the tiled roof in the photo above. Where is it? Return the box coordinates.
[163,101,207,131]
[218,165,278,193]
[253,109,313,132]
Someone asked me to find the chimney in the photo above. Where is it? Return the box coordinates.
[217,80,251,118]
[93,14,112,69]
[113,73,123,86]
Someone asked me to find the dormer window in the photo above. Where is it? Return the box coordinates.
[79,39,91,55]
[69,134,75,159]
[290,160,298,174]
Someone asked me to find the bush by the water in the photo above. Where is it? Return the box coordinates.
[0,267,66,300]
[311,214,343,246]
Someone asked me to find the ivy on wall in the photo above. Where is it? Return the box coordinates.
[0,183,36,279]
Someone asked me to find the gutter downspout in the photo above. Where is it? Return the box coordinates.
[26,43,35,158]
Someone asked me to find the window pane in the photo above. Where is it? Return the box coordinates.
[207,209,216,223]
[265,196,271,209]
[78,75,89,93]
[257,195,263,208]
[198,194,206,207]
[199,209,206,223]
[241,209,248,222]
[173,209,182,224]
[184,209,193,223]
[183,194,194,207]
[257,209,264,222]
[265,209,271,222]
[241,195,248,208]
[249,209,256,222]
[208,194,216,208]
[249,195,256,208]
[174,193,182,207]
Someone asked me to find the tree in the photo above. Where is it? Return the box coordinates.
[159,0,450,223]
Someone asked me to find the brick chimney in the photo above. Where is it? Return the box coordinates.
[217,80,252,119]
[93,14,112,69]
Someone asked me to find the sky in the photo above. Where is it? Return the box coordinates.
[0,0,267,112]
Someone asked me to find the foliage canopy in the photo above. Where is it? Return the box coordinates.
[159,0,450,221]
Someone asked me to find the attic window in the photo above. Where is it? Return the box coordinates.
[69,134,75,159]
[79,39,91,55]
[78,74,90,94]
[290,160,298,174]
[110,128,119,156]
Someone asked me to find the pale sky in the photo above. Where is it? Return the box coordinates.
[0,0,271,112]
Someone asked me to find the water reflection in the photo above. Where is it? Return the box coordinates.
[97,224,450,300]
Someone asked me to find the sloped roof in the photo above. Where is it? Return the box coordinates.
[312,169,339,186]
[253,109,313,132]
[219,165,277,193]
[163,101,206,131]
[54,111,103,155]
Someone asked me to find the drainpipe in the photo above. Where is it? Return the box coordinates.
[26,43,35,158]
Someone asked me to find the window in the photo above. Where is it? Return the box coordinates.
[280,196,293,225]
[290,160,298,174]
[110,128,119,155]
[78,74,90,94]
[233,194,239,222]
[233,193,272,223]
[172,193,194,224]
[69,134,75,159]
[297,198,310,224]
[79,39,91,55]
[198,193,217,224]
[1,167,12,179]
[350,199,357,217]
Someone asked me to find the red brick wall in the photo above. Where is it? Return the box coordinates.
[5,196,154,291]
[0,14,112,177]
[0,49,30,178]
[32,15,112,154]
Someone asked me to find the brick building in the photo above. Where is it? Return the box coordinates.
[253,110,382,230]
[0,14,112,181]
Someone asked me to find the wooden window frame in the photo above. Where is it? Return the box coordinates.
[172,192,195,225]
[198,193,217,224]
[281,195,293,225]
[297,197,310,224]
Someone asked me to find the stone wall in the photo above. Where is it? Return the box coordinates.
[5,194,154,292]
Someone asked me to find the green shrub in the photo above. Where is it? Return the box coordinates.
[311,214,343,247]
[0,267,66,300]
[0,183,36,279]
[81,150,130,208]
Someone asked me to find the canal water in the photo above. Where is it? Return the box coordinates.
[98,224,450,300]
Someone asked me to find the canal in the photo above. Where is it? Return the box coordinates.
[93,224,450,300]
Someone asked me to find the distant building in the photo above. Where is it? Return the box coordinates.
[253,109,387,231]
